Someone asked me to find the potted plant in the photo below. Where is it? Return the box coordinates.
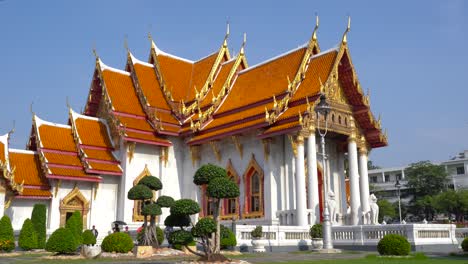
[81,229,101,259]
[250,226,266,253]
[309,224,323,250]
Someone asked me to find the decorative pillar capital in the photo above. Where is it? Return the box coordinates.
[295,135,305,145]
[358,136,369,155]
[347,116,357,143]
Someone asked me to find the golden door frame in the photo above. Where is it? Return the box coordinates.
[59,186,90,227]
[132,165,156,222]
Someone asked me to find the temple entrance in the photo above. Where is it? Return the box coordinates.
[59,186,89,227]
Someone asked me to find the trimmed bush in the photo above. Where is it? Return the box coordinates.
[65,211,83,246]
[206,177,240,199]
[127,184,153,200]
[0,216,15,252]
[462,237,468,252]
[250,226,262,238]
[101,232,134,253]
[82,230,96,246]
[174,240,196,250]
[45,228,76,254]
[19,218,38,250]
[138,176,162,191]
[164,214,191,228]
[193,164,227,185]
[377,234,411,256]
[220,225,236,249]
[169,230,193,246]
[170,199,201,216]
[309,224,323,239]
[157,195,175,208]
[31,204,47,249]
[192,218,216,237]
[141,203,162,216]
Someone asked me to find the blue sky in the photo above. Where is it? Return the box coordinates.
[0,0,466,167]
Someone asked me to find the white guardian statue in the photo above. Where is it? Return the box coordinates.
[328,191,338,225]
[369,194,379,225]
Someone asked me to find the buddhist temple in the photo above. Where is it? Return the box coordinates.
[0,19,387,240]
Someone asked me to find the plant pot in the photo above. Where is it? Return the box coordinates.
[81,245,101,259]
[311,238,323,250]
[134,245,153,258]
[251,238,266,253]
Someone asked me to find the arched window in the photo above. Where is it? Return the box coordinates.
[221,159,240,220]
[132,165,157,222]
[243,154,264,219]
[59,186,89,227]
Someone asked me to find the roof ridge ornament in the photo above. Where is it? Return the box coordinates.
[124,34,129,53]
[342,16,351,44]
[8,120,15,138]
[312,14,319,41]
[240,32,247,55]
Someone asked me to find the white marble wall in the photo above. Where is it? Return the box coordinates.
[5,199,50,230]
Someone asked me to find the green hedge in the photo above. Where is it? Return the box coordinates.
[31,204,47,249]
[0,216,15,252]
[462,237,468,252]
[45,228,77,254]
[19,219,38,250]
[65,211,83,246]
[82,230,96,246]
[220,225,236,249]
[101,232,134,253]
[377,234,411,256]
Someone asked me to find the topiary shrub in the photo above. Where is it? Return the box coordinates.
[157,195,175,208]
[82,230,96,246]
[138,176,162,191]
[164,214,191,228]
[127,184,153,200]
[65,211,83,246]
[192,218,217,238]
[309,224,323,239]
[220,225,236,249]
[31,204,47,249]
[101,232,134,253]
[250,226,262,239]
[173,240,196,250]
[377,234,411,256]
[193,163,227,185]
[0,216,15,252]
[45,228,76,254]
[169,230,194,246]
[141,203,162,216]
[170,199,201,216]
[461,237,468,252]
[206,177,240,199]
[19,218,38,250]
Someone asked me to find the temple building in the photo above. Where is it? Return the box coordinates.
[0,20,387,238]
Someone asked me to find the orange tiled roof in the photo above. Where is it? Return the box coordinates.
[43,152,82,166]
[20,188,52,198]
[88,162,121,173]
[157,52,218,102]
[200,59,237,108]
[261,120,301,136]
[132,63,171,111]
[9,151,49,187]
[0,140,5,164]
[83,148,116,161]
[101,70,145,116]
[117,116,154,132]
[216,47,306,114]
[189,118,264,144]
[75,118,113,148]
[48,167,92,178]
[38,125,76,152]
[125,130,171,145]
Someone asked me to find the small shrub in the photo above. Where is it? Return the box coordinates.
[0,216,15,252]
[309,224,323,239]
[170,199,201,216]
[164,214,191,228]
[192,218,216,237]
[31,204,47,249]
[251,226,262,238]
[193,164,227,185]
[101,232,134,253]
[141,203,162,216]
[174,240,196,250]
[45,228,77,254]
[169,230,193,246]
[462,237,468,252]
[127,184,153,200]
[157,195,175,208]
[138,176,162,191]
[220,225,236,249]
[82,230,96,246]
[65,211,83,246]
[19,219,38,250]
[377,234,411,256]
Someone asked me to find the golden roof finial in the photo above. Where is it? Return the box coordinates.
[273,95,278,109]
[30,102,35,116]
[66,96,71,110]
[124,34,129,52]
[312,14,319,41]
[342,16,351,44]
[148,31,153,42]
[240,32,247,55]
[223,20,230,47]
[92,47,99,60]
[8,120,15,137]
[319,77,325,94]
[265,107,269,121]
[298,111,303,125]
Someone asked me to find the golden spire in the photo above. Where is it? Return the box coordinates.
[312,14,319,41]
[342,16,351,44]
[240,32,247,55]
[223,21,230,47]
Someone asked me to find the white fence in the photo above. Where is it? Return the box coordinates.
[234,224,460,252]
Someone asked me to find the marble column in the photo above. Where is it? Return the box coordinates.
[347,122,361,225]
[0,186,5,218]
[307,130,320,224]
[358,141,370,224]
[294,135,308,226]
[337,152,347,222]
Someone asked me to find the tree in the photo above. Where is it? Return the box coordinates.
[434,190,468,222]
[31,204,47,249]
[367,160,381,170]
[127,175,169,247]
[0,216,15,252]
[405,161,448,197]
[65,211,83,246]
[377,199,396,222]
[194,164,240,256]
[411,195,436,221]
[18,218,38,250]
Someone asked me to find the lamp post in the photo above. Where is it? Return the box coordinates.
[315,94,334,250]
[395,180,402,223]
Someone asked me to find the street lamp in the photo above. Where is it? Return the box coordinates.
[315,94,334,250]
[395,180,402,223]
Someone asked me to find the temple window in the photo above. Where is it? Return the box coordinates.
[331,114,335,123]
[221,159,240,220]
[243,154,264,218]
[338,115,342,125]
[59,186,89,227]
